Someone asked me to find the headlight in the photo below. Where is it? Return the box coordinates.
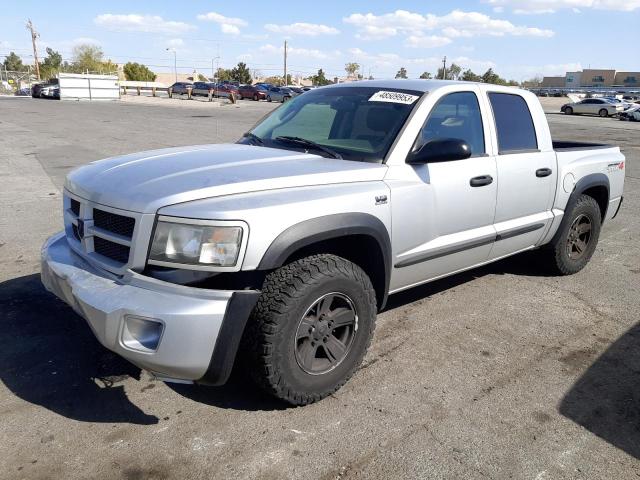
[148,219,244,268]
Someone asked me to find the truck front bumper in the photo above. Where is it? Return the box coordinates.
[40,232,259,385]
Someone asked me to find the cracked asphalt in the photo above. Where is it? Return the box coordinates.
[0,95,639,479]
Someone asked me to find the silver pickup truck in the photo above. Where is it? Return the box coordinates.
[41,80,625,405]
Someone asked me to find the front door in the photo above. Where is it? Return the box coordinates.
[387,89,498,293]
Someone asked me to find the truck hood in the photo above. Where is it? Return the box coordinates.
[65,144,387,213]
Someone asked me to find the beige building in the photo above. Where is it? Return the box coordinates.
[565,71,582,88]
[154,72,199,85]
[541,76,565,88]
[614,71,640,87]
[580,69,615,87]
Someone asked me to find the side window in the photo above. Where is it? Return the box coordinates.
[488,93,538,153]
[413,91,485,156]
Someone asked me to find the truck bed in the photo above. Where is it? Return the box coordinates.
[553,140,614,151]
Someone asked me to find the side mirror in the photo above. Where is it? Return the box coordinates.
[407,138,472,164]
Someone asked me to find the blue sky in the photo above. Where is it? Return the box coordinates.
[1,0,639,81]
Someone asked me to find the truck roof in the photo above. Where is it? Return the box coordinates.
[323,79,475,93]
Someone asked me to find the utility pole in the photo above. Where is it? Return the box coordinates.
[441,56,447,80]
[26,19,40,80]
[283,40,288,85]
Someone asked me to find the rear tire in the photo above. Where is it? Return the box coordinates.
[267,95,272,102]
[253,94,258,101]
[599,108,609,117]
[540,194,601,275]
[564,106,573,115]
[243,254,377,405]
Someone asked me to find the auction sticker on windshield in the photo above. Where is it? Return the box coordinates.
[369,91,420,104]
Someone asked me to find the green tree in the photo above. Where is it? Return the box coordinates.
[311,68,331,86]
[215,67,232,82]
[230,62,252,84]
[344,62,360,79]
[395,67,408,79]
[419,71,432,79]
[39,48,64,78]
[448,63,462,80]
[71,44,104,73]
[481,68,504,85]
[461,69,482,82]
[3,52,26,72]
[123,62,157,81]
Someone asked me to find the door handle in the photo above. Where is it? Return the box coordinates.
[536,168,552,177]
[469,175,494,187]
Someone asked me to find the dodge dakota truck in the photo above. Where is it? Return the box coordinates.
[41,80,625,405]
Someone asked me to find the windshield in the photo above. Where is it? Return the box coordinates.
[239,86,423,162]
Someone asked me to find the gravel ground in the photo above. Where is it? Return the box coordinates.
[0,95,639,480]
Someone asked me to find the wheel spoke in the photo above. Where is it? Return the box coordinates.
[317,295,334,317]
[329,307,355,328]
[298,339,317,368]
[575,239,587,254]
[324,335,347,363]
[297,316,315,340]
[576,222,591,234]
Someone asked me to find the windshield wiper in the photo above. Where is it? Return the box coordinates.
[242,132,264,146]
[274,136,342,159]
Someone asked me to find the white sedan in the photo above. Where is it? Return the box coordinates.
[561,98,624,117]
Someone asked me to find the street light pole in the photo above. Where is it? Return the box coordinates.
[166,48,177,82]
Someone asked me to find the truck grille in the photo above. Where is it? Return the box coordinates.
[65,193,139,270]
[93,208,135,237]
[93,236,131,263]
[70,198,80,216]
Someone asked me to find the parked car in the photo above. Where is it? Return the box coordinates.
[32,79,58,98]
[211,83,239,99]
[266,86,293,102]
[561,98,624,117]
[285,86,305,96]
[169,82,192,95]
[618,104,640,121]
[238,84,267,101]
[192,82,217,97]
[42,80,625,406]
[40,85,60,100]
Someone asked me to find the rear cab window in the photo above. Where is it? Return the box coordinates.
[488,92,538,154]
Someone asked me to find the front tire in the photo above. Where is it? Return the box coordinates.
[267,95,272,102]
[541,194,601,275]
[599,108,609,117]
[244,254,377,405]
[564,106,573,115]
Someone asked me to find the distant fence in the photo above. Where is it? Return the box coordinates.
[119,81,168,97]
[59,73,119,101]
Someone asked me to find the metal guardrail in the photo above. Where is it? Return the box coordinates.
[119,84,237,103]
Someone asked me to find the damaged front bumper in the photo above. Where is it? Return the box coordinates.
[40,232,259,385]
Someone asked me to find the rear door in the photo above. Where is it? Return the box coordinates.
[485,91,557,260]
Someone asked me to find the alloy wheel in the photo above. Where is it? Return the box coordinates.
[294,292,358,375]
[566,213,592,260]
